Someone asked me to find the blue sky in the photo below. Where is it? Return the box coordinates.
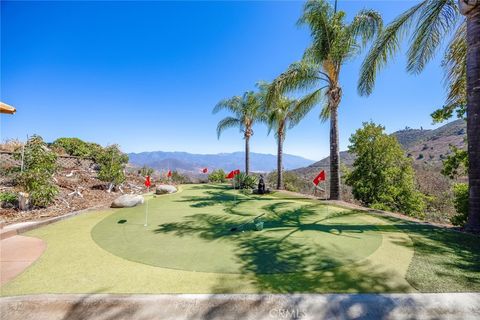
[1,1,449,161]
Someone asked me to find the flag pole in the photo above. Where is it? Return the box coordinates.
[144,186,149,227]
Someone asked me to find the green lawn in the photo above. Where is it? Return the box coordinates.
[1,184,479,295]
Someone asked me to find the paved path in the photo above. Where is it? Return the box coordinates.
[0,235,46,285]
[1,293,479,320]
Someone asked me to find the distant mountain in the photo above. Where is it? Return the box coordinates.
[128,151,315,173]
[293,119,467,178]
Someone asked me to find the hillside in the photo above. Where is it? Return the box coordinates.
[128,151,315,173]
[293,119,466,178]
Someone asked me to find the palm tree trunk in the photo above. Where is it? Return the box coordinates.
[245,135,250,175]
[329,86,342,200]
[277,129,284,190]
[464,4,480,231]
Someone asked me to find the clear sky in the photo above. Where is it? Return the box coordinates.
[1,0,449,161]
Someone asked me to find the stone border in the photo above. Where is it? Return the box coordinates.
[1,293,479,320]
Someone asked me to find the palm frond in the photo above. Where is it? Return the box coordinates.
[358,1,427,96]
[407,0,458,74]
[288,88,324,128]
[212,96,242,115]
[350,9,383,48]
[266,61,323,107]
[216,117,242,139]
[432,20,467,123]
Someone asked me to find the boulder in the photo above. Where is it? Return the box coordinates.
[155,184,177,195]
[111,194,144,208]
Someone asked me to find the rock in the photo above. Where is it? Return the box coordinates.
[18,192,30,211]
[111,194,144,208]
[155,185,177,195]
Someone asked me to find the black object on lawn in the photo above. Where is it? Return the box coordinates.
[117,219,127,224]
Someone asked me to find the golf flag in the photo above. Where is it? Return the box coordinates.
[313,170,326,186]
[226,170,235,179]
[167,170,172,178]
[202,168,208,174]
[233,169,240,175]
[144,175,151,188]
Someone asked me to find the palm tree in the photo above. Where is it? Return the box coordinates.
[260,83,320,190]
[213,91,262,175]
[357,0,480,231]
[267,0,382,199]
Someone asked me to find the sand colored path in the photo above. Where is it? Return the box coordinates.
[1,235,46,285]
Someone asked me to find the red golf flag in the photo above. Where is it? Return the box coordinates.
[167,170,172,178]
[144,175,151,188]
[226,170,235,179]
[233,169,240,175]
[313,170,326,186]
[202,168,208,174]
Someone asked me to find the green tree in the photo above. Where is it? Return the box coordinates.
[345,122,425,217]
[267,0,382,199]
[208,169,227,183]
[16,135,58,207]
[261,82,319,189]
[139,165,154,177]
[51,137,102,159]
[357,0,480,231]
[213,91,263,175]
[96,145,129,192]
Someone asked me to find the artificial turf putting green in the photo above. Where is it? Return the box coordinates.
[91,185,382,274]
[1,184,479,295]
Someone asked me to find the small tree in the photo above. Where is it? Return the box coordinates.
[51,137,102,158]
[96,145,129,192]
[208,169,227,183]
[16,135,58,207]
[345,122,425,217]
[139,165,154,177]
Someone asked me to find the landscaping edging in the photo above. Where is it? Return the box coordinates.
[1,293,479,320]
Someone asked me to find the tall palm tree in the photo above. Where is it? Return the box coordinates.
[267,0,382,199]
[357,0,480,231]
[213,91,262,175]
[260,83,320,189]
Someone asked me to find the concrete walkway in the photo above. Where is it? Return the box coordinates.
[0,235,46,285]
[1,293,479,320]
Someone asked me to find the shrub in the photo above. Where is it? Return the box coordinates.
[266,171,310,193]
[451,183,468,226]
[0,191,17,208]
[15,135,58,207]
[233,172,257,189]
[170,170,189,184]
[139,165,154,177]
[96,145,129,191]
[345,122,425,217]
[51,137,102,159]
[208,169,227,183]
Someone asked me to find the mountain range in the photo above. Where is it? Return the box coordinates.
[128,151,315,173]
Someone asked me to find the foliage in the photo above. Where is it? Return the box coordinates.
[15,135,58,207]
[345,122,425,216]
[441,145,468,178]
[267,171,311,193]
[170,170,189,184]
[213,91,263,140]
[233,172,257,190]
[139,165,154,177]
[0,191,17,207]
[51,137,103,159]
[451,183,469,226]
[358,0,465,124]
[208,169,227,183]
[96,145,129,188]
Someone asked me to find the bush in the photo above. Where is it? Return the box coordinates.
[170,170,189,184]
[138,165,154,177]
[15,135,58,207]
[208,169,227,183]
[451,183,469,226]
[96,145,129,191]
[266,171,310,193]
[51,137,102,159]
[233,172,257,189]
[345,122,425,217]
[0,191,17,208]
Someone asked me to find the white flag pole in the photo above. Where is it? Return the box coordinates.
[144,186,149,227]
